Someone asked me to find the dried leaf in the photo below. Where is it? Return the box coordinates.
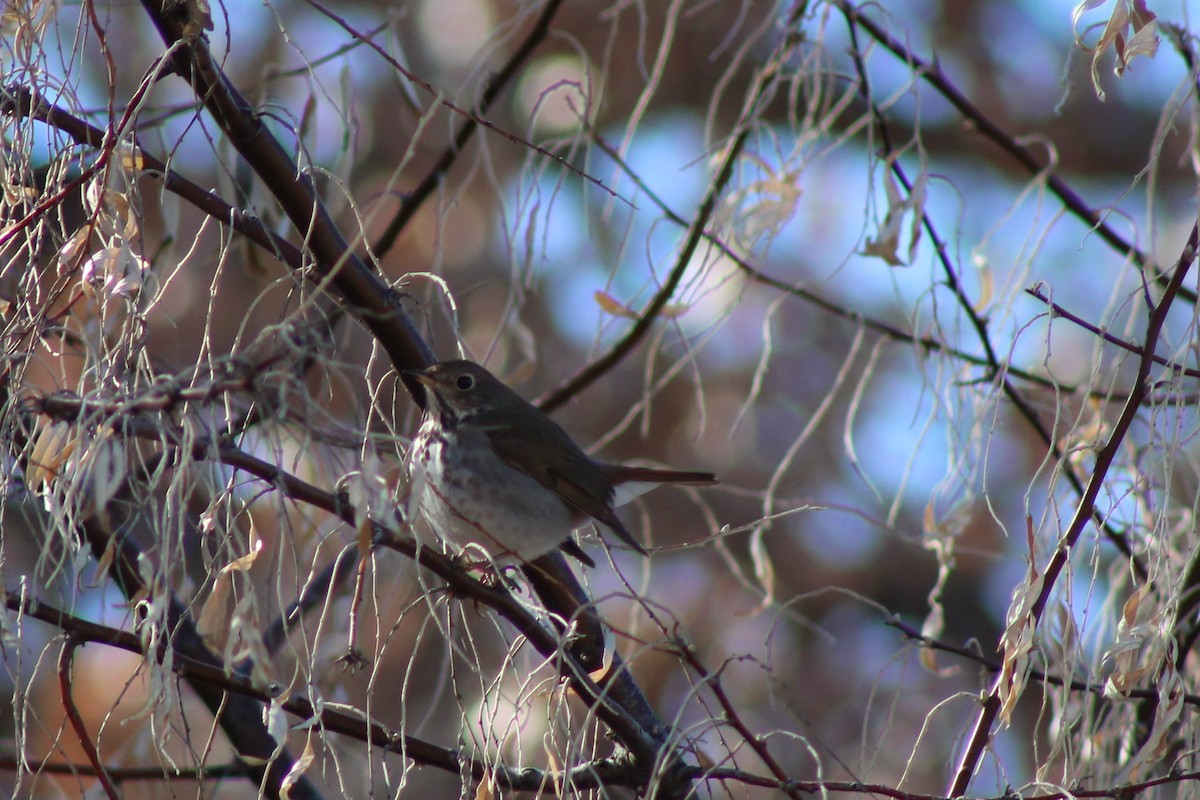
[659,301,690,319]
[81,245,147,300]
[86,436,127,513]
[222,530,264,573]
[595,290,638,318]
[266,698,289,748]
[920,503,961,677]
[862,159,926,266]
[197,573,233,652]
[474,771,496,800]
[1073,0,1159,100]
[56,227,92,275]
[28,420,75,492]
[280,735,315,800]
[972,251,994,313]
[118,141,146,172]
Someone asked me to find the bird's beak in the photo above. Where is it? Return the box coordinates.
[402,368,434,387]
[401,367,435,409]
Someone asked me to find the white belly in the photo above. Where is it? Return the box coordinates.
[409,424,579,563]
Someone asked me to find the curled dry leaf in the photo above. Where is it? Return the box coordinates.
[997,569,1044,725]
[595,290,638,319]
[720,161,803,246]
[1103,583,1168,696]
[196,572,234,652]
[1122,653,1182,781]
[473,770,496,800]
[972,251,994,313]
[198,530,263,651]
[27,420,76,492]
[81,245,147,301]
[1073,0,1159,101]
[862,158,927,266]
[56,227,92,275]
[84,434,127,514]
[280,734,315,800]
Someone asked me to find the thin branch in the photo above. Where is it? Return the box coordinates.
[0,84,304,269]
[949,222,1199,797]
[1028,285,1200,379]
[886,616,1200,707]
[538,5,811,412]
[584,130,1066,391]
[833,0,1197,306]
[299,0,620,233]
[9,593,642,793]
[840,6,1143,573]
[137,0,432,375]
[260,543,360,657]
[76,517,323,800]
[0,755,243,780]
[692,765,1200,800]
[372,0,568,258]
[676,640,806,800]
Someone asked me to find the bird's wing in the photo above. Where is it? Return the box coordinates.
[482,421,648,555]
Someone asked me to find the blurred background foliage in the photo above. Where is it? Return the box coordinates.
[5,0,1200,797]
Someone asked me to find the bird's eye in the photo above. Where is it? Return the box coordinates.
[455,374,475,391]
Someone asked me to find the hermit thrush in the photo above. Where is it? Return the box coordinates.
[403,360,716,566]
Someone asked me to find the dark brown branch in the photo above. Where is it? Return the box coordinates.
[372,0,568,258]
[201,439,671,760]
[0,84,303,268]
[538,7,811,412]
[105,9,696,793]
[211,442,687,788]
[834,0,1196,306]
[1028,285,1200,379]
[13,603,1200,800]
[137,2,432,377]
[58,637,121,800]
[8,593,642,793]
[949,222,1199,797]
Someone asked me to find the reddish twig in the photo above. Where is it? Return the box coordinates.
[676,641,807,800]
[0,85,304,268]
[58,636,122,800]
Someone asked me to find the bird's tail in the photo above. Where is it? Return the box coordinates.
[604,465,717,486]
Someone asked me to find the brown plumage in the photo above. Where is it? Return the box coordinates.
[403,360,716,565]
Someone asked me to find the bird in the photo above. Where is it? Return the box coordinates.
[402,359,716,566]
